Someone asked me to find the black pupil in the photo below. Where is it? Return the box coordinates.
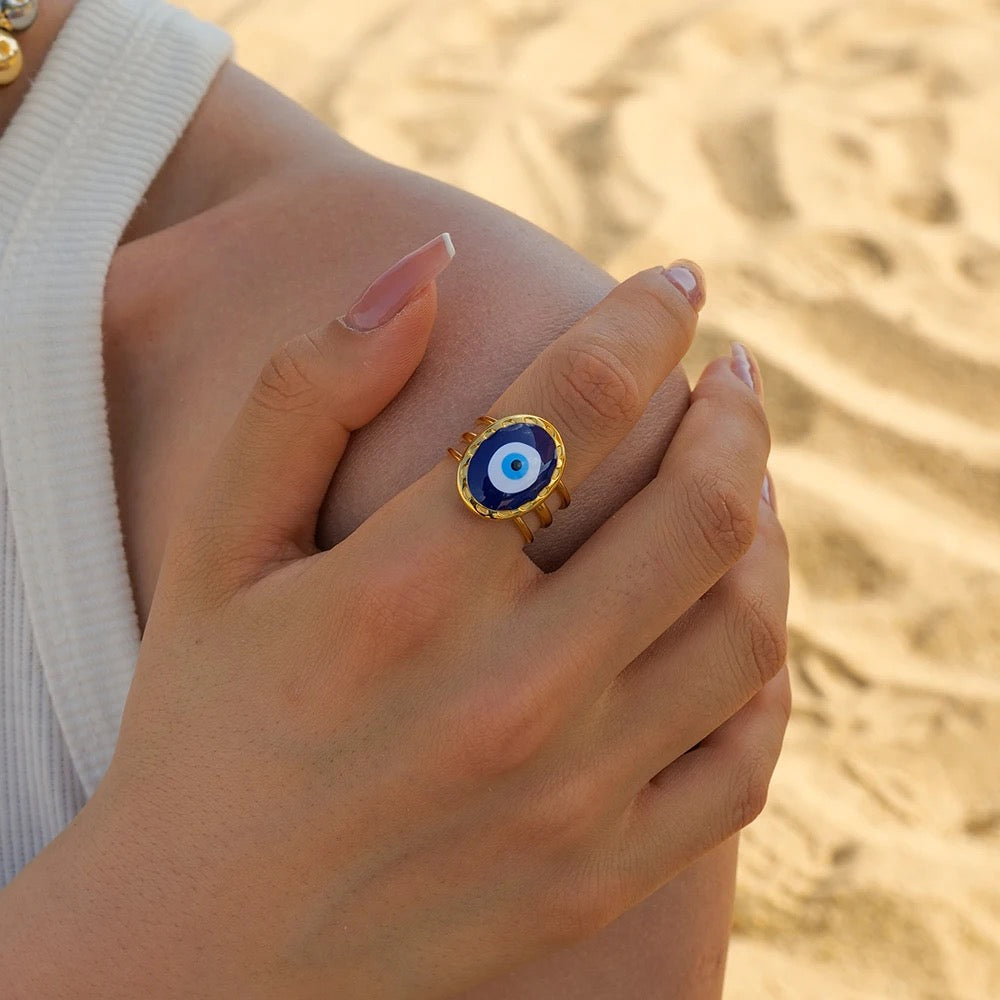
[511,459,523,471]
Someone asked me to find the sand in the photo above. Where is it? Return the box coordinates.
[180,1,1000,996]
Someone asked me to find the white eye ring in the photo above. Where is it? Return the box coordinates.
[487,442,543,494]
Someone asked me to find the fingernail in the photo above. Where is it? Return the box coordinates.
[762,469,777,512]
[731,342,763,399]
[343,233,456,332]
[661,259,706,312]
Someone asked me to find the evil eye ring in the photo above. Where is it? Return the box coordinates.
[448,413,570,545]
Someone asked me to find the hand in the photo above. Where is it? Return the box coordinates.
[79,255,788,999]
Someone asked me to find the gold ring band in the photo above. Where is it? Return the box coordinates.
[448,413,570,544]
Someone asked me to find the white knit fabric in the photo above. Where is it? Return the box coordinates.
[0,0,232,885]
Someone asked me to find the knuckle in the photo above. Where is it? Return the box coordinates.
[449,681,554,779]
[553,338,644,430]
[732,591,788,689]
[520,769,602,845]
[683,470,757,572]
[557,885,619,945]
[254,333,328,415]
[536,855,622,948]
[729,750,773,833]
[350,553,452,654]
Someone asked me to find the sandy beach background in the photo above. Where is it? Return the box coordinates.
[180,1,1000,996]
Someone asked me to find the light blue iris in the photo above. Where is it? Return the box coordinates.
[501,453,529,479]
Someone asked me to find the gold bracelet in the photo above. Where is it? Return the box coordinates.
[0,0,39,86]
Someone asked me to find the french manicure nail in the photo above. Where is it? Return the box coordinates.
[762,469,777,512]
[731,342,763,398]
[343,232,456,332]
[661,259,706,312]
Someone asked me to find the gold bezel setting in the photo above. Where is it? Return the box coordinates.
[448,413,570,544]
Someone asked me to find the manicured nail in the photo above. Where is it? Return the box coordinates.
[661,259,706,312]
[762,469,777,512]
[343,233,456,332]
[731,342,763,399]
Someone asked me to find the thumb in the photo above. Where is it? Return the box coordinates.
[173,232,455,584]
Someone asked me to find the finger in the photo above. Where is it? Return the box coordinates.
[486,262,705,506]
[596,498,789,800]
[599,664,791,916]
[168,233,454,587]
[532,349,772,703]
[392,261,705,562]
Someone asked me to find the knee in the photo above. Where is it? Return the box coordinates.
[316,162,691,571]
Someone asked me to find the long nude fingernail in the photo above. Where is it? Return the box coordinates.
[731,342,764,400]
[661,259,707,312]
[343,233,455,332]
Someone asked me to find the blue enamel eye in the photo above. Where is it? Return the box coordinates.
[488,442,542,493]
[466,422,559,512]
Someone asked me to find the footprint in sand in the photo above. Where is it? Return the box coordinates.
[958,237,1000,288]
[792,524,902,600]
[698,110,795,222]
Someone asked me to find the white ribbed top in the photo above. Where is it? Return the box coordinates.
[0,0,232,885]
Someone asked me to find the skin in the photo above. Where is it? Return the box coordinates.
[2,263,791,1000]
[0,2,790,994]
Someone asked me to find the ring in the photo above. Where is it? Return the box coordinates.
[448,413,570,544]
